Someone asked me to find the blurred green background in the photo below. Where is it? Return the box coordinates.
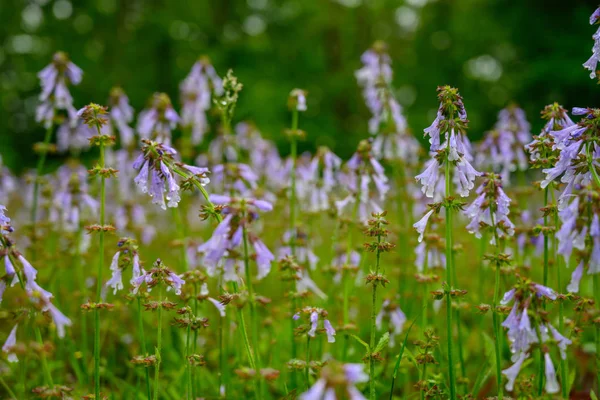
[0,0,597,172]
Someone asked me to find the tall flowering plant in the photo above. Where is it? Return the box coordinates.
[414,85,480,400]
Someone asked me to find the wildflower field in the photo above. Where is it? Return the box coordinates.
[3,2,600,400]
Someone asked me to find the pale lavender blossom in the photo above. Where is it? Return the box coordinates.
[36,52,82,129]
[502,351,527,392]
[375,298,407,347]
[137,93,179,145]
[2,324,18,363]
[107,87,135,147]
[180,57,223,144]
[584,7,600,79]
[544,353,560,394]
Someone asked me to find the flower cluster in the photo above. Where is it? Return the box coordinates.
[36,51,83,129]
[133,140,210,210]
[416,85,481,198]
[293,306,336,343]
[137,93,180,145]
[500,278,570,393]
[336,140,389,222]
[132,258,185,295]
[583,6,600,79]
[198,195,274,280]
[180,57,223,145]
[300,361,368,400]
[476,105,531,182]
[464,173,515,243]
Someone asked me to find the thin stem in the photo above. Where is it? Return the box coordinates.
[444,143,457,400]
[342,182,362,360]
[94,139,106,399]
[137,298,151,399]
[595,273,600,396]
[550,189,568,399]
[369,233,382,400]
[542,187,549,292]
[0,374,18,400]
[242,218,264,398]
[289,109,299,389]
[153,284,164,400]
[30,125,53,234]
[490,210,504,400]
[34,327,54,387]
[305,336,311,390]
[186,320,192,400]
[289,109,299,254]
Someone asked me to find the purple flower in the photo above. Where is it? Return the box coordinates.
[289,89,307,112]
[323,319,336,343]
[36,52,82,129]
[137,93,179,145]
[45,302,72,338]
[567,261,584,293]
[413,209,434,243]
[166,272,185,295]
[180,57,222,145]
[584,8,600,79]
[415,159,440,198]
[253,238,274,280]
[502,351,527,392]
[544,353,560,394]
[548,324,572,360]
[200,283,226,317]
[533,284,557,300]
[108,87,135,147]
[308,311,319,337]
[2,324,18,363]
[105,251,124,296]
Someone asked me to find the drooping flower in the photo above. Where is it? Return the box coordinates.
[583,6,600,79]
[133,140,210,210]
[293,307,336,343]
[53,163,98,231]
[300,361,368,400]
[131,259,185,295]
[288,88,308,112]
[464,173,515,243]
[355,41,420,164]
[103,238,141,297]
[198,195,274,280]
[36,51,83,129]
[180,57,223,145]
[336,140,389,222]
[475,105,531,183]
[502,351,527,392]
[417,86,481,199]
[107,86,135,147]
[137,93,179,145]
[2,324,18,363]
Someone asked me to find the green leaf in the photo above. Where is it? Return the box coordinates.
[591,390,598,400]
[349,334,370,351]
[388,312,419,400]
[373,332,390,354]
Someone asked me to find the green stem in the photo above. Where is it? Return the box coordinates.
[137,298,151,400]
[186,321,192,400]
[369,233,382,400]
[550,189,568,399]
[289,109,299,389]
[153,284,164,400]
[444,144,457,400]
[490,210,504,400]
[543,187,549,292]
[94,140,107,399]
[290,109,299,254]
[305,336,311,390]
[30,125,53,233]
[595,273,600,396]
[0,374,18,400]
[536,325,545,396]
[34,327,54,387]
[342,183,362,361]
[242,219,264,398]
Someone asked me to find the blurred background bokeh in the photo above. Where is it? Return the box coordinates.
[0,0,597,172]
